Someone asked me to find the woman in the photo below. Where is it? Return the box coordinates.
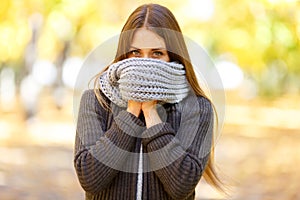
[74,3,225,200]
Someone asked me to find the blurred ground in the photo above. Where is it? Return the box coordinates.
[0,90,300,200]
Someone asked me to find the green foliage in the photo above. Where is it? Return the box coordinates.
[195,0,300,97]
[0,0,299,97]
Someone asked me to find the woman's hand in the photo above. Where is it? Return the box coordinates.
[142,101,162,128]
[127,100,162,128]
[127,100,142,117]
[141,100,157,114]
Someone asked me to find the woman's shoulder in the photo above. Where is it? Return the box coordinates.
[80,89,97,103]
[81,89,94,96]
[184,94,212,106]
[196,95,212,106]
[180,94,213,114]
[80,89,111,109]
[81,89,109,101]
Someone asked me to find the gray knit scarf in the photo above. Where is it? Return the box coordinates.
[99,57,190,107]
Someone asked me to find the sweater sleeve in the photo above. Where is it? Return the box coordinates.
[141,95,214,200]
[74,90,145,194]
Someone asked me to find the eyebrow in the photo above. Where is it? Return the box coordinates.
[129,46,167,50]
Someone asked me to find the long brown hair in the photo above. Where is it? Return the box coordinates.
[93,3,227,195]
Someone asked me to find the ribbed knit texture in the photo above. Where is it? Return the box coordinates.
[98,58,189,107]
[74,90,213,200]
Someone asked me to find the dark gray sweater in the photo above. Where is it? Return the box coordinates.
[74,89,213,200]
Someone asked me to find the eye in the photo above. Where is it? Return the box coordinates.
[152,51,163,57]
[129,49,141,57]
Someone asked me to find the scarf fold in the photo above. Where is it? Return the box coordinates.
[99,58,190,107]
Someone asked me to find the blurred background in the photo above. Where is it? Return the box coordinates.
[0,0,299,199]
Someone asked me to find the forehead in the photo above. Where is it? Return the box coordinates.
[131,28,166,49]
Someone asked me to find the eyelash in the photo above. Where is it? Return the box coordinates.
[153,51,163,56]
[130,50,140,56]
[129,50,164,57]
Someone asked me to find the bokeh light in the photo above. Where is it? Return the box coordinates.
[215,60,244,90]
[0,0,299,199]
